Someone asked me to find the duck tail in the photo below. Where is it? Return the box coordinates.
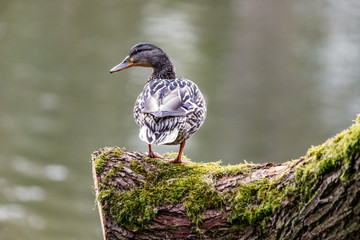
[139,126,178,145]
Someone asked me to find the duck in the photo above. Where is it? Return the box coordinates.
[110,43,206,163]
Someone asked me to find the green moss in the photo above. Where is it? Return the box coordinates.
[130,160,147,175]
[228,178,293,227]
[97,156,291,230]
[103,166,119,183]
[183,177,223,227]
[94,147,124,174]
[97,156,257,230]
[294,115,360,202]
[212,161,256,179]
[95,115,360,231]
[95,157,106,174]
[162,152,192,162]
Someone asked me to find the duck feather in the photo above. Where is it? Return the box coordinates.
[134,78,206,145]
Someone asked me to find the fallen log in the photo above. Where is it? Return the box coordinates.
[91,116,360,240]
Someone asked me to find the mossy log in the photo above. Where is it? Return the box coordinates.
[91,117,360,240]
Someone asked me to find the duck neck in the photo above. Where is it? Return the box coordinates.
[147,60,176,82]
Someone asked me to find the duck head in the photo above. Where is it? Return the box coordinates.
[110,43,173,73]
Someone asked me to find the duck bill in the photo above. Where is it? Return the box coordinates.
[110,56,134,73]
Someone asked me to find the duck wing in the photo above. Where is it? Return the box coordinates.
[141,79,193,118]
[135,78,205,145]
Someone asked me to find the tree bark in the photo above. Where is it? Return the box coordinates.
[91,119,360,240]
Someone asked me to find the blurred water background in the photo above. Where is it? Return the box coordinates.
[0,0,359,239]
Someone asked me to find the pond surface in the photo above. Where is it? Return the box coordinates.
[0,0,359,239]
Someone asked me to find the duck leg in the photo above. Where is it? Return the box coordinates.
[168,140,186,163]
[148,144,163,159]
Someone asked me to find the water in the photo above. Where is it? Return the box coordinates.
[0,0,359,239]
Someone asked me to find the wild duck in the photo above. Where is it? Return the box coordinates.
[110,43,206,163]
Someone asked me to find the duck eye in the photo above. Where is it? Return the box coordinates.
[135,48,145,54]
